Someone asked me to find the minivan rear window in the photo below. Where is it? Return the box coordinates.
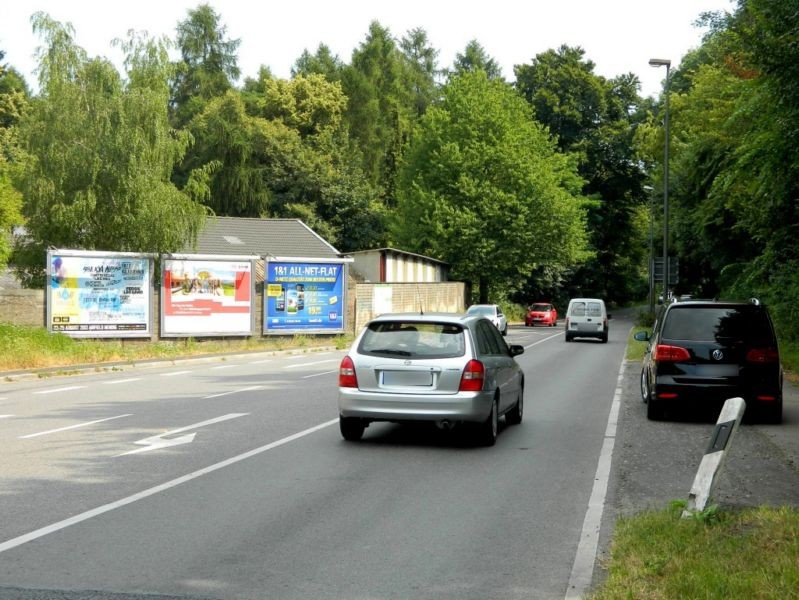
[359,321,465,359]
[570,302,602,317]
[662,307,773,343]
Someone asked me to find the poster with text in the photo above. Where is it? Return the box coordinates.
[162,257,254,336]
[48,251,152,338]
[265,260,345,334]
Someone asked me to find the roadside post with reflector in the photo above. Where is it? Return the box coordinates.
[682,396,746,518]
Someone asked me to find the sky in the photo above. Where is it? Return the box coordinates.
[0,0,736,99]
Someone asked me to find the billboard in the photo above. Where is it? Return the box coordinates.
[161,255,256,337]
[265,259,347,334]
[47,250,154,338]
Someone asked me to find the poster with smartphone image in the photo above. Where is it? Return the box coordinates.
[264,259,347,334]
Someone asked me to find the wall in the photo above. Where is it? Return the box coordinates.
[0,277,448,338]
[353,282,467,333]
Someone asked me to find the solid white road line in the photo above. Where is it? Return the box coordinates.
[523,331,563,349]
[0,418,338,554]
[0,415,13,419]
[284,359,338,369]
[33,386,86,395]
[302,369,338,379]
[19,414,134,439]
[160,370,193,377]
[203,386,262,399]
[564,356,626,600]
[102,378,142,385]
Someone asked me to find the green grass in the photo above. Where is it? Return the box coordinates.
[590,502,799,599]
[0,322,352,372]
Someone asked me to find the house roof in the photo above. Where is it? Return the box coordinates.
[346,247,449,266]
[189,217,341,259]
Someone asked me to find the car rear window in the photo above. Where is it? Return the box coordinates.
[467,306,493,316]
[570,302,602,317]
[359,321,465,359]
[531,304,551,311]
[662,307,774,343]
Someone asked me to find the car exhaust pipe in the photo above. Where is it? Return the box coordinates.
[436,419,455,430]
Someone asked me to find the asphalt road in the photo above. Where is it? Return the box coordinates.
[1,315,797,600]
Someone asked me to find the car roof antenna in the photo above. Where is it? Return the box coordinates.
[416,284,425,315]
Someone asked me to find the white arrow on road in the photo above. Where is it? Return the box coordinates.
[118,413,248,456]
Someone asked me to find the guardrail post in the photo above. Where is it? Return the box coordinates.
[682,397,746,518]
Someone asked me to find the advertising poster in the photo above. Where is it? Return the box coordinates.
[47,250,153,338]
[265,260,346,334]
[162,256,255,336]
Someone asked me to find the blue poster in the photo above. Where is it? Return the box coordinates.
[265,261,345,333]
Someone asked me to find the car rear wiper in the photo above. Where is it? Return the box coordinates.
[369,348,412,356]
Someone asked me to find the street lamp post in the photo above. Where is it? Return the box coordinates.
[649,57,671,304]
[643,185,654,313]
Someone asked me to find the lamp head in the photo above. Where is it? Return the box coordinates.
[649,58,671,68]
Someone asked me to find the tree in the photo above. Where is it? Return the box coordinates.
[171,3,240,128]
[340,21,415,200]
[12,15,208,287]
[452,40,503,80]
[291,44,344,81]
[0,50,27,270]
[399,28,440,116]
[393,71,589,302]
[515,45,648,304]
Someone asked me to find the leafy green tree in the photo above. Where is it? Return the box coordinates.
[11,15,208,287]
[0,51,28,270]
[340,21,415,200]
[399,28,440,116]
[171,3,240,128]
[393,71,589,302]
[291,44,344,81]
[515,45,648,304]
[452,40,503,80]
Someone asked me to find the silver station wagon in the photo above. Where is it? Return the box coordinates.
[337,312,525,445]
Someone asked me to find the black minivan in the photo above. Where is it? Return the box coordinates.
[635,299,783,423]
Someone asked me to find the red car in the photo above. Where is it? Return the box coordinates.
[525,303,558,327]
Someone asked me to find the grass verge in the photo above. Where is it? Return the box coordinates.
[589,501,799,599]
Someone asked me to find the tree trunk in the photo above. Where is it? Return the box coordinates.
[479,275,489,304]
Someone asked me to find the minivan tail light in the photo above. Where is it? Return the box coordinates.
[339,356,358,388]
[459,359,485,392]
[746,348,779,364]
[654,344,691,362]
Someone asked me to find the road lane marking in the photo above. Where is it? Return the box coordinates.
[160,370,192,377]
[249,359,272,365]
[284,359,338,369]
[0,418,338,554]
[210,365,237,370]
[564,356,626,600]
[117,413,249,456]
[523,331,563,348]
[33,386,86,395]
[0,415,13,419]
[103,378,142,385]
[302,369,338,379]
[203,386,262,399]
[19,414,133,439]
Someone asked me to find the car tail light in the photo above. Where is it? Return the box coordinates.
[658,392,678,399]
[756,395,777,401]
[745,348,779,364]
[654,344,691,362]
[565,317,570,328]
[339,356,358,388]
[459,359,485,392]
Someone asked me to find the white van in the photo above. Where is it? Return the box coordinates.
[565,298,609,343]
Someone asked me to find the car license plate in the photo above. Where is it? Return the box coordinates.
[381,370,433,386]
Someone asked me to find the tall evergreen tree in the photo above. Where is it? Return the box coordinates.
[170,3,241,128]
